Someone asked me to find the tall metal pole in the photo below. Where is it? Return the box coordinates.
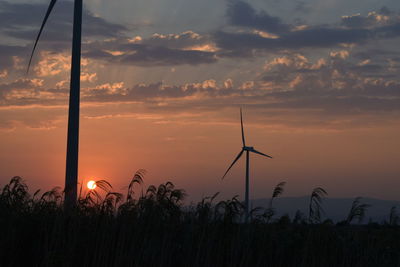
[245,150,250,223]
[64,0,82,209]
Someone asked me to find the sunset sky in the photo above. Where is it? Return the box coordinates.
[0,0,399,201]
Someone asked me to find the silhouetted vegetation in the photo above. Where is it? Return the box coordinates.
[308,187,328,224]
[264,181,286,223]
[1,174,400,267]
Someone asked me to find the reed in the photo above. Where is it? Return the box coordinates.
[0,176,399,267]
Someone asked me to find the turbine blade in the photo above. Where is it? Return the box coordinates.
[250,148,273,159]
[27,0,58,74]
[240,107,246,147]
[222,150,244,180]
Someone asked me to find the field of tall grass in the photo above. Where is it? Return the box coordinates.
[1,173,399,267]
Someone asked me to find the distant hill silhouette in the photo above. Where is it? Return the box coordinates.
[252,197,400,223]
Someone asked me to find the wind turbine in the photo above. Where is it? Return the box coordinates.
[222,108,273,222]
[28,0,83,209]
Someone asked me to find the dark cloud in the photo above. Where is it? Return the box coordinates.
[0,2,219,68]
[214,27,371,56]
[83,44,217,67]
[2,0,399,70]
[118,46,217,66]
[226,0,291,34]
[377,22,400,38]
[0,1,127,42]
[66,29,219,66]
[0,44,25,70]
[215,21,400,57]
[217,3,400,57]
[349,64,384,73]
[294,1,311,13]
[341,14,377,29]
[353,48,400,59]
[281,27,371,47]
[0,1,129,71]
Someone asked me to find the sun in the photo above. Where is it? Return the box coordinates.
[87,180,97,190]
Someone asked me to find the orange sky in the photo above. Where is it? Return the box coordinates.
[1,107,399,201]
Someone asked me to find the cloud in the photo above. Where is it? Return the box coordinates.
[216,3,400,58]
[0,1,127,42]
[83,36,218,66]
[293,1,311,13]
[1,0,400,131]
[0,0,219,68]
[1,58,400,130]
[341,8,397,29]
[0,2,221,69]
[214,27,371,57]
[0,105,65,131]
[260,52,400,116]
[0,45,25,71]
[3,0,399,71]
[226,0,291,34]
[2,48,400,117]
[34,51,70,77]
[0,78,44,108]
[138,31,216,51]
[0,1,129,74]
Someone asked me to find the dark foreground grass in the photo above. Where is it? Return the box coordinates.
[1,176,400,267]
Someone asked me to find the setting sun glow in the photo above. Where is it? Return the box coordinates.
[87,180,97,190]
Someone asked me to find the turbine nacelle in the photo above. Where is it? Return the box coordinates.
[243,146,254,151]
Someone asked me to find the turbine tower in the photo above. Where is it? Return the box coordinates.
[222,108,273,222]
[28,0,82,209]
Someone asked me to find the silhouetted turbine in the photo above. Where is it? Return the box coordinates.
[29,0,82,209]
[222,108,272,222]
